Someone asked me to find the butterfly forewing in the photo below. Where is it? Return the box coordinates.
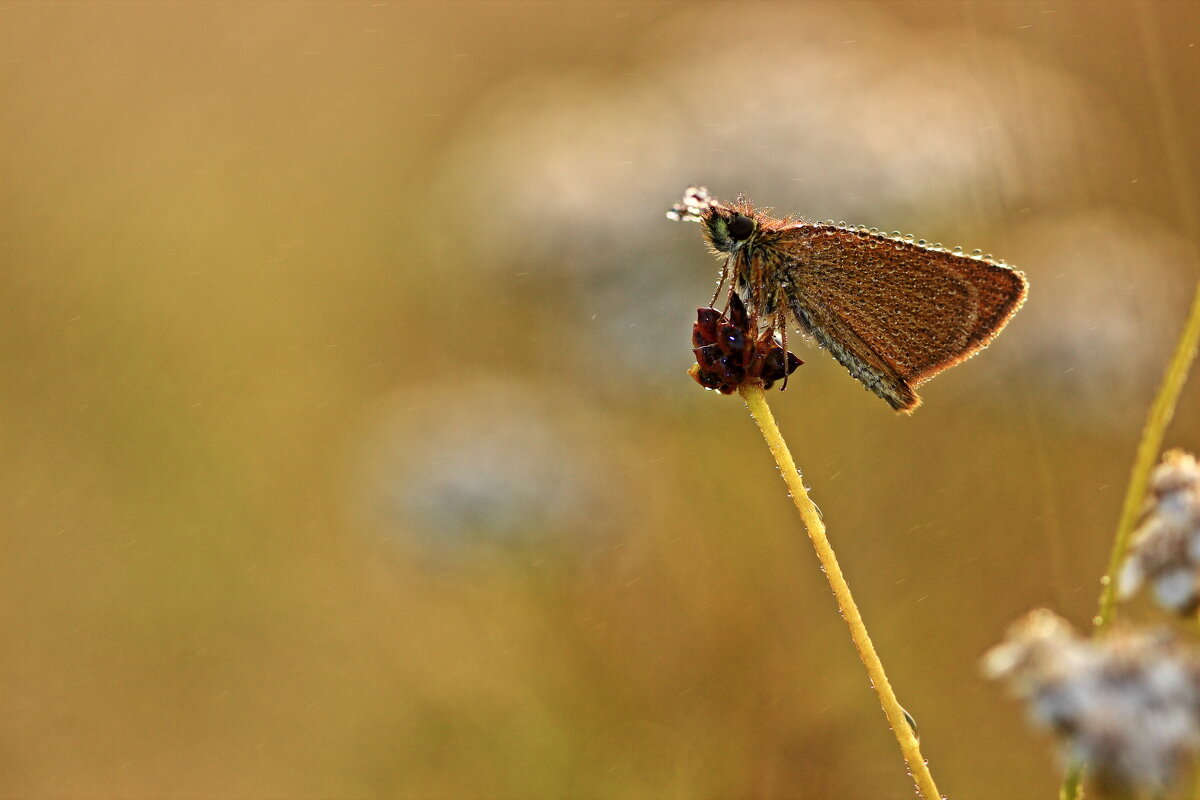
[775,225,1027,409]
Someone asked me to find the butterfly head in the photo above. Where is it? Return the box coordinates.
[667,187,758,254]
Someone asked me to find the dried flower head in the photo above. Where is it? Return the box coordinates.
[1119,449,1200,614]
[689,292,802,394]
[985,609,1200,794]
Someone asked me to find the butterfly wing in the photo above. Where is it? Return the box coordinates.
[775,225,1027,411]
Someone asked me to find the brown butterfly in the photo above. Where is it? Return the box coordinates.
[669,188,1028,412]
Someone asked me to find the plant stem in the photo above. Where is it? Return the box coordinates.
[738,383,941,799]
[1059,280,1200,800]
[1094,275,1200,633]
[1059,764,1083,800]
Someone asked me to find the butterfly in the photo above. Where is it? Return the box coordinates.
[670,188,1028,411]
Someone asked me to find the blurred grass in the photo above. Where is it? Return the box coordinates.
[2,2,1200,798]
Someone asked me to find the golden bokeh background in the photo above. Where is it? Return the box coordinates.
[3,2,1200,797]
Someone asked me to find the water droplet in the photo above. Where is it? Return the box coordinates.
[901,706,920,740]
[972,248,982,257]
[951,246,963,255]
[904,233,914,242]
[917,238,927,246]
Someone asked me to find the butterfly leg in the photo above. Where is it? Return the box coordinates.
[711,256,732,308]
[776,310,791,390]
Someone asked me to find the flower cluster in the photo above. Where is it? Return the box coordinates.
[1120,449,1200,614]
[666,185,715,223]
[985,609,1200,794]
[689,293,802,394]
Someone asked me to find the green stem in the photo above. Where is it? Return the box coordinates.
[1060,764,1083,800]
[1094,275,1200,632]
[739,384,941,799]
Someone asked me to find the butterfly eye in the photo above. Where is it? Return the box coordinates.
[727,213,754,241]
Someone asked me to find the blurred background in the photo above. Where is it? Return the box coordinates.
[3,2,1199,797]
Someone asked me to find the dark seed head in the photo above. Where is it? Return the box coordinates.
[693,343,721,369]
[693,308,721,346]
[728,292,751,329]
[718,323,746,354]
[715,354,745,380]
[689,303,801,395]
[760,348,785,377]
[688,364,724,391]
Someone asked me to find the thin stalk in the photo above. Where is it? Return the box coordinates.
[1064,279,1200,800]
[1094,275,1200,632]
[739,384,941,799]
[1060,764,1083,800]
[1095,0,1200,633]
